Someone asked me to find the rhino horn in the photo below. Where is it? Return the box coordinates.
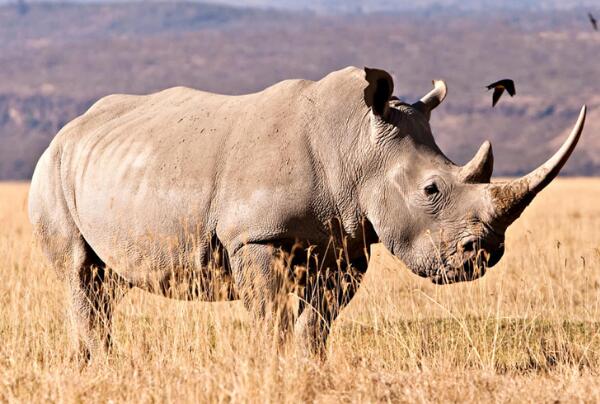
[490,105,586,223]
[459,141,494,183]
[412,79,447,120]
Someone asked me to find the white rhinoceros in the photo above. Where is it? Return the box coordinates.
[28,67,586,359]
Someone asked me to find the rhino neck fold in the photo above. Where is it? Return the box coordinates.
[303,68,375,239]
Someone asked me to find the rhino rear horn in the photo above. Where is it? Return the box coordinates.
[459,141,494,183]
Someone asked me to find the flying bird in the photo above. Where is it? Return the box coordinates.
[589,13,598,31]
[486,79,516,107]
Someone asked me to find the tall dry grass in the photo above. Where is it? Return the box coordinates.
[1,179,600,402]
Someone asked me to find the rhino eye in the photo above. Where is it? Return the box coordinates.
[424,183,439,196]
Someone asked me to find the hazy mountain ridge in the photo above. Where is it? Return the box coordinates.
[0,0,598,12]
[0,2,599,179]
[210,0,600,13]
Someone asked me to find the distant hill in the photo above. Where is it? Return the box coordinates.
[204,0,600,13]
[1,0,599,12]
[0,2,599,179]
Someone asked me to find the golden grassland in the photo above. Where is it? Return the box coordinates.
[1,179,600,402]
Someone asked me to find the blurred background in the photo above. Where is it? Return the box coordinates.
[0,0,599,180]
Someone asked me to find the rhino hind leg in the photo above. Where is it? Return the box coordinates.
[67,243,131,362]
[29,147,131,362]
[34,222,131,362]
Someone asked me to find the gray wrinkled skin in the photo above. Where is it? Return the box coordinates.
[27,67,573,359]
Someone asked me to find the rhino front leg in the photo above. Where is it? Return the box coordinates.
[294,256,367,358]
[230,243,296,345]
[293,307,329,358]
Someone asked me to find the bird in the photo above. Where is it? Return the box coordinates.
[486,79,516,107]
[588,13,598,31]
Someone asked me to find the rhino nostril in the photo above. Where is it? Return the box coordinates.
[461,239,477,253]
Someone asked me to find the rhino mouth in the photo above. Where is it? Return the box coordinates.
[431,245,504,285]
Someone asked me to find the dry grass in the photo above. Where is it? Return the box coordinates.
[1,179,600,402]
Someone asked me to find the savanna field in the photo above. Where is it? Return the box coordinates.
[1,179,600,402]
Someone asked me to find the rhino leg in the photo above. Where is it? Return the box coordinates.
[29,147,131,362]
[67,245,131,362]
[294,255,368,358]
[34,224,130,362]
[230,243,296,345]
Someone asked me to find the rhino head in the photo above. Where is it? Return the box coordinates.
[359,67,586,284]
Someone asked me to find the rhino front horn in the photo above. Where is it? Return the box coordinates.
[491,105,586,223]
[412,79,447,120]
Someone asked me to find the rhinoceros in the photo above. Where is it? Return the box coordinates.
[28,67,586,359]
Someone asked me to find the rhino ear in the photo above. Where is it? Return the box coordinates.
[412,80,447,121]
[363,67,394,117]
